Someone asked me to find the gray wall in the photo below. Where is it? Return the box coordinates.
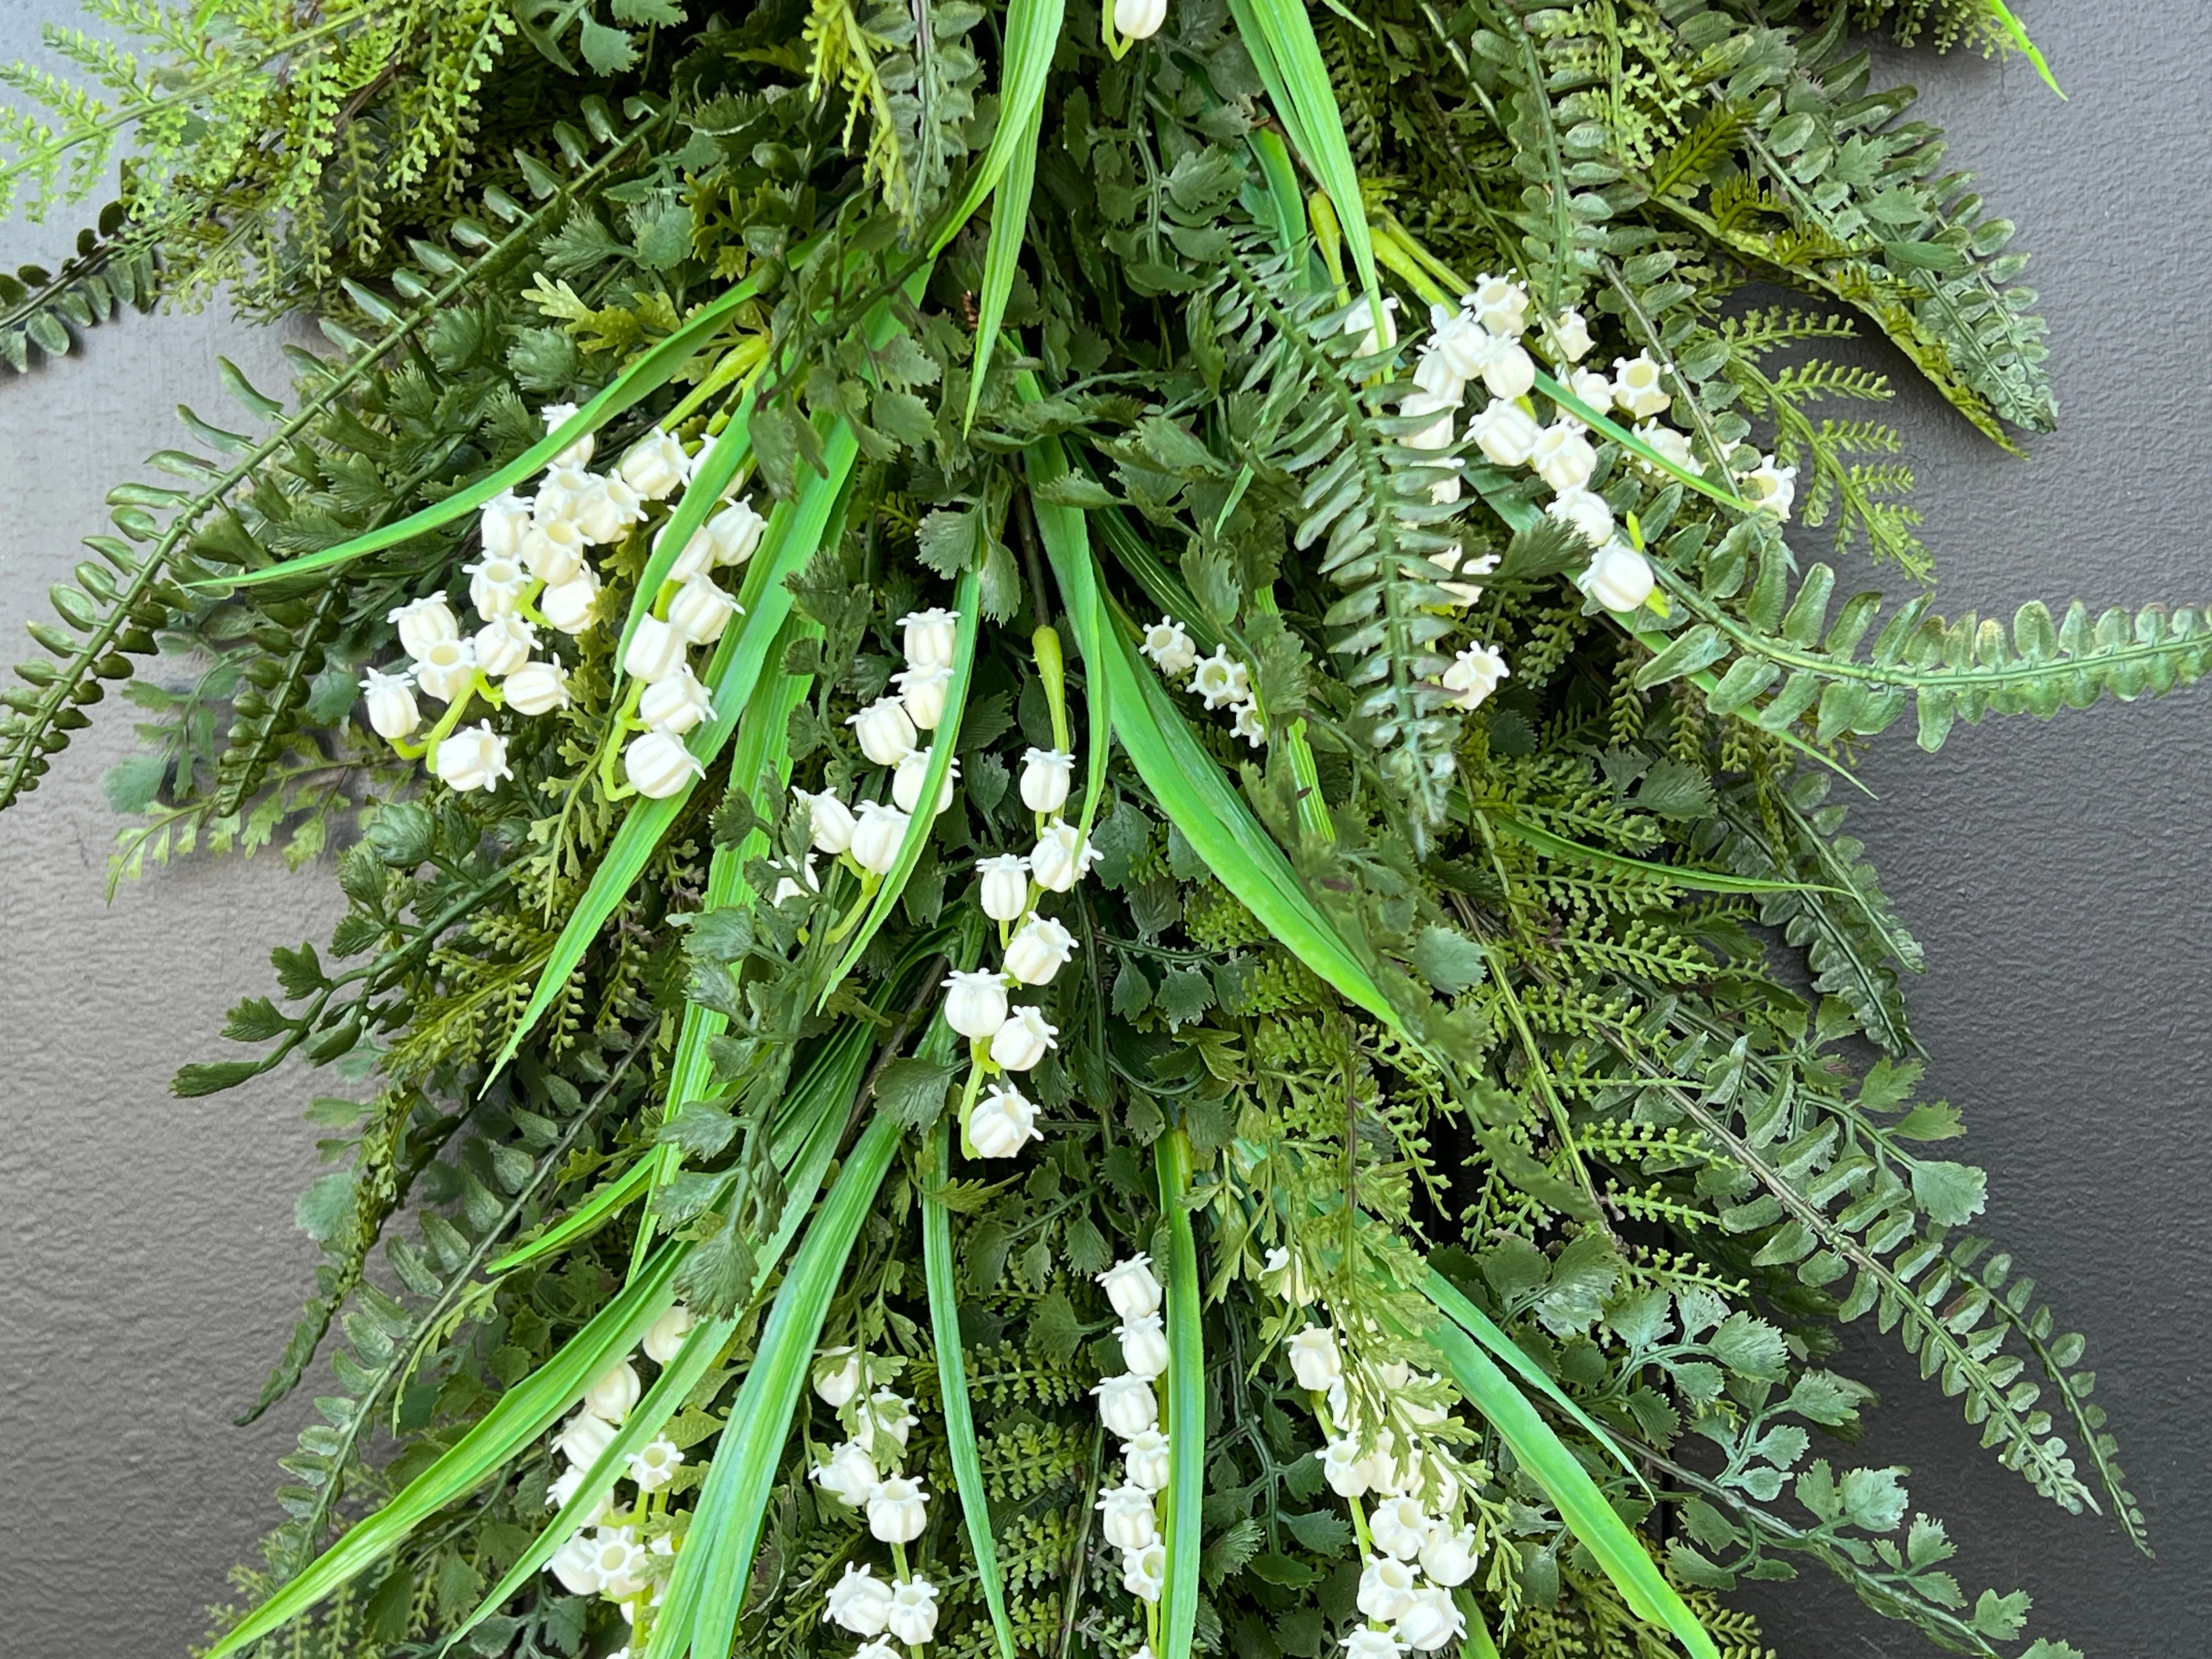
[0,5,2204,1657]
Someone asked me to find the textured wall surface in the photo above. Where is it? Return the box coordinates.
[0,5,2205,1658]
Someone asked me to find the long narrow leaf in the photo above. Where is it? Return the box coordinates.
[927,1107,1018,1659]
[205,1246,685,1658]
[487,1153,656,1275]
[964,101,1043,425]
[1425,1312,1721,1659]
[1015,414,1111,828]
[1488,812,1844,897]
[207,278,766,590]
[1155,1128,1205,1659]
[492,419,861,1076]
[648,1111,905,1659]
[928,0,1064,254]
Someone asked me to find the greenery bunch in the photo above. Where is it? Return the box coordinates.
[0,4,2164,1659]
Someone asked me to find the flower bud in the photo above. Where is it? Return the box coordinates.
[1531,420,1598,493]
[1029,819,1097,892]
[388,596,460,658]
[859,1388,917,1455]
[641,1304,694,1365]
[968,1082,1043,1158]
[1357,1556,1419,1623]
[619,428,692,500]
[1287,1325,1342,1392]
[360,667,420,741]
[1545,306,1594,363]
[625,730,703,799]
[1003,912,1076,986]
[480,494,532,561]
[584,1359,641,1424]
[894,662,952,731]
[474,615,537,678]
[898,606,960,668]
[1116,1313,1169,1380]
[521,517,586,586]
[814,1346,865,1408]
[668,573,740,644]
[1122,1429,1171,1493]
[941,969,1009,1041]
[1419,1523,1481,1587]
[825,1563,894,1636]
[1138,617,1198,675]
[1480,340,1536,402]
[989,1005,1057,1072]
[1114,0,1167,38]
[1098,1256,1161,1321]
[539,569,602,634]
[849,697,918,766]
[795,787,855,854]
[977,853,1029,922]
[887,1577,939,1645]
[811,1441,877,1506]
[709,498,766,566]
[624,615,689,684]
[892,747,957,815]
[640,666,714,735]
[574,475,646,546]
[1097,1484,1159,1551]
[505,659,572,716]
[540,402,593,467]
[866,1475,929,1543]
[1583,540,1654,613]
[1019,747,1074,813]
[434,723,510,793]
[1398,388,1457,452]
[1120,1542,1166,1604]
[546,1533,603,1596]
[1092,1373,1158,1437]
[850,800,911,874]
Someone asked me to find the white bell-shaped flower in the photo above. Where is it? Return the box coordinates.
[1097,1483,1160,1550]
[941,969,1010,1040]
[522,517,587,586]
[1029,819,1097,892]
[1121,1541,1166,1604]
[1116,1312,1169,1380]
[898,606,959,668]
[434,723,510,792]
[1468,398,1541,468]
[885,1577,939,1645]
[623,616,689,684]
[968,1082,1043,1158]
[640,667,714,735]
[625,730,703,799]
[360,667,420,741]
[1479,338,1536,402]
[556,1409,617,1470]
[977,853,1029,922]
[1261,1245,1312,1306]
[824,1562,895,1636]
[413,636,477,704]
[1113,0,1167,38]
[626,1437,684,1493]
[809,1441,877,1506]
[668,574,739,644]
[1426,303,1491,381]
[1465,272,1531,338]
[1019,747,1074,812]
[1003,913,1076,986]
[481,491,532,558]
[866,1475,930,1543]
[1410,340,1466,404]
[1232,700,1265,749]
[1530,421,1598,493]
[1138,617,1197,675]
[1321,1434,1371,1497]
[1396,1590,1464,1652]
[1357,1555,1419,1622]
[1286,1325,1342,1391]
[1611,351,1671,419]
[1397,388,1457,452]
[619,429,693,500]
[858,1388,917,1454]
[1544,306,1594,363]
[1369,1494,1432,1561]
[1746,454,1798,520]
[1583,539,1655,613]
[1419,1522,1481,1587]
[389,595,459,658]
[1097,1254,1162,1320]
[1432,545,1501,608]
[1440,644,1510,713]
[474,615,537,678]
[989,1005,1057,1071]
[1092,1373,1158,1437]
[589,1527,650,1599]
[1188,650,1250,710]
[573,475,646,546]
[584,1359,641,1424]
[1548,486,1615,549]
[708,498,766,566]
[1342,1625,1405,1659]
[540,402,594,468]
[1632,418,1701,477]
[814,1346,864,1408]
[641,1304,694,1365]
[848,697,918,766]
[795,787,855,854]
[894,662,952,731]
[505,659,571,716]
[891,747,957,815]
[547,1532,605,1595]
[466,554,531,620]
[849,800,911,874]
[659,522,717,585]
[540,568,602,634]
[1122,1429,1171,1493]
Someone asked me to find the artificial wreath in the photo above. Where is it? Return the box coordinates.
[0,4,2176,1659]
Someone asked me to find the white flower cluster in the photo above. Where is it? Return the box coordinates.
[809,1347,940,1656]
[364,405,766,799]
[1284,1322,1485,1658]
[1135,619,1264,749]
[543,1304,698,1619]
[1089,1255,1172,1611]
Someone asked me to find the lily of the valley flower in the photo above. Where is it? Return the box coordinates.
[1464,272,1530,338]
[1530,422,1598,493]
[1097,1254,1162,1319]
[1019,747,1074,812]
[849,800,912,874]
[894,661,952,730]
[1633,418,1701,476]
[360,667,420,741]
[1188,648,1250,710]
[849,697,918,766]
[625,731,703,799]
[1097,1483,1160,1550]
[1396,1586,1465,1652]
[1232,702,1265,749]
[1288,1325,1344,1391]
[389,595,459,657]
[481,491,532,557]
[434,723,510,792]
[1116,1312,1169,1379]
[522,517,587,586]
[1418,1523,1480,1587]
[413,635,477,703]
[1611,351,1671,419]
[625,1437,683,1493]
[825,1562,894,1635]
[989,1005,1057,1071]
[814,1347,864,1408]
[572,475,645,546]
[1261,1245,1313,1306]
[1440,644,1509,713]
[1369,1494,1432,1560]
[557,1410,618,1469]
[506,659,571,715]
[1138,617,1198,675]
[1583,540,1655,614]
[968,1081,1043,1157]
[810,1441,878,1506]
[942,968,1010,1040]
[641,1304,693,1364]
[1544,306,1594,363]
[1120,1541,1167,1604]
[1092,1373,1159,1437]
[466,555,530,619]
[891,747,957,815]
[640,667,714,735]
[1030,819,1097,892]
[1467,398,1541,468]
[623,616,688,684]
[796,788,855,855]
[539,568,602,633]
[1113,0,1168,39]
[619,428,692,500]
[866,1475,930,1543]
[474,615,537,678]
[584,1360,641,1424]
[708,499,766,566]
[541,402,594,468]
[667,574,739,644]
[886,1577,940,1644]
[1357,1554,1419,1622]
[977,853,1030,922]
[1122,1429,1171,1492]
[898,606,960,669]
[1745,453,1798,520]
[1003,913,1076,985]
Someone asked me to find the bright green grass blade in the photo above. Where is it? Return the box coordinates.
[1425,1311,1720,1659]
[486,1153,656,1275]
[1224,0,1379,302]
[1987,0,2064,97]
[1155,1127,1206,1659]
[491,420,860,1077]
[1423,1267,1644,1491]
[204,278,765,591]
[1244,126,1312,272]
[1014,412,1111,827]
[205,1246,685,1658]
[964,101,1043,426]
[647,1111,905,1659]
[926,1106,1018,1659]
[613,387,758,679]
[928,0,1064,254]
[629,647,816,1282]
[1486,812,1844,898]
[820,567,982,995]
[1085,497,1217,651]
